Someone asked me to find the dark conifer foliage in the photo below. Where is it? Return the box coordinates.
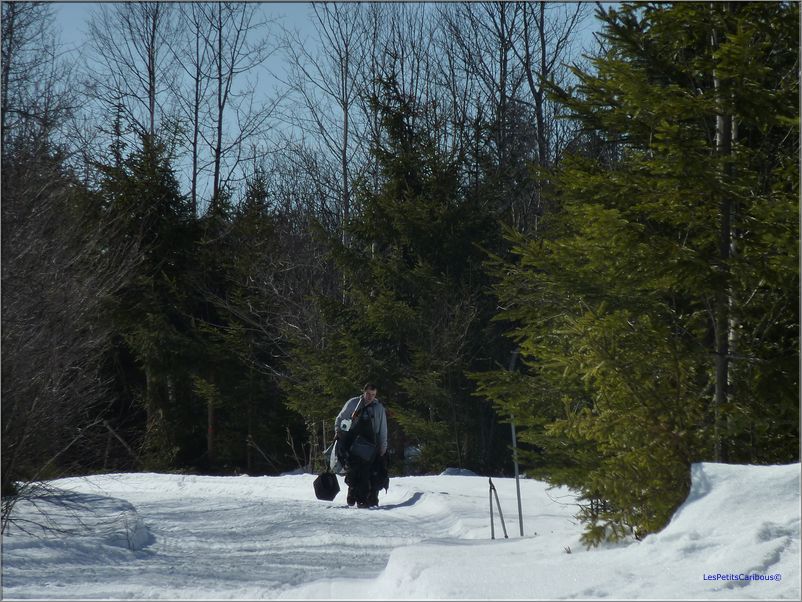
[473,2,799,545]
[96,136,198,468]
[281,76,509,473]
[96,145,305,474]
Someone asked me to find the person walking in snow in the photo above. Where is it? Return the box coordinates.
[334,383,388,508]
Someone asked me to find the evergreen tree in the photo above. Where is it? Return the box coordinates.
[188,171,304,473]
[474,2,799,545]
[99,136,198,468]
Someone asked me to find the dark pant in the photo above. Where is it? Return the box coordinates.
[346,453,387,505]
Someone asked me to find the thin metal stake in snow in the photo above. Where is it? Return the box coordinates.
[489,478,495,539]
[488,478,508,539]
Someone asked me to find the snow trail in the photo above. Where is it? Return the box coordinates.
[2,474,491,599]
[2,465,799,600]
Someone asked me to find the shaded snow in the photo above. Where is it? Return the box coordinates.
[1,463,799,600]
[439,468,478,476]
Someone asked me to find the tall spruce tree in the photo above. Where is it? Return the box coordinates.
[474,2,799,546]
[187,172,304,473]
[99,136,198,468]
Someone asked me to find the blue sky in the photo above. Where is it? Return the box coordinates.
[52,1,604,57]
[52,1,317,53]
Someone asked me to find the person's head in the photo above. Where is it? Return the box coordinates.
[362,382,378,403]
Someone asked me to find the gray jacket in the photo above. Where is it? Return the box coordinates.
[334,395,388,455]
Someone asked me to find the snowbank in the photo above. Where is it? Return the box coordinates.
[2,485,154,553]
[288,463,801,600]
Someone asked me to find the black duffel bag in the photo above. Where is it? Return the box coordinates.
[313,470,340,501]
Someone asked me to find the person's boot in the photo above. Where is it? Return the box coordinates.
[346,487,356,506]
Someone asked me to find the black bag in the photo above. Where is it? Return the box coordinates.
[313,471,340,501]
[348,434,377,463]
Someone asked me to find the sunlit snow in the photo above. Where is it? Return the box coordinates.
[2,463,799,599]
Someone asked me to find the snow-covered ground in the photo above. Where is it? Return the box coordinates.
[1,462,799,600]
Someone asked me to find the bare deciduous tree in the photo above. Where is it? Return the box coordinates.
[516,1,587,170]
[201,1,279,209]
[1,2,76,150]
[85,2,178,142]
[164,2,280,213]
[281,2,370,240]
[437,1,589,232]
[169,3,215,214]
[1,1,141,530]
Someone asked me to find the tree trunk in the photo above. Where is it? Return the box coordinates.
[341,81,350,246]
[207,398,215,468]
[711,5,733,463]
[246,369,253,474]
[1,2,16,147]
[213,2,224,206]
[191,27,202,216]
[207,375,215,469]
[147,4,158,140]
[145,365,163,459]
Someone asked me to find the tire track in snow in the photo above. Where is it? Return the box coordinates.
[11,474,462,598]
